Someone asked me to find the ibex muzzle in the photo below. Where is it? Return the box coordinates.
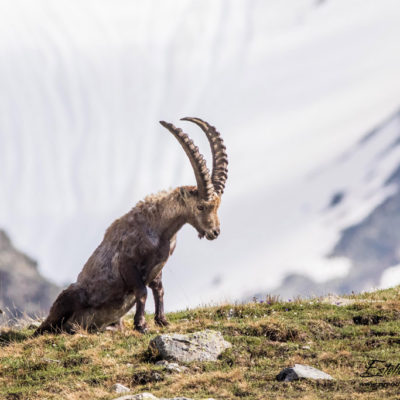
[35,117,228,335]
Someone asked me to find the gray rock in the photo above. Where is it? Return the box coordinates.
[113,394,157,400]
[113,394,215,400]
[149,329,231,363]
[155,360,170,367]
[112,383,130,393]
[165,363,188,373]
[27,321,42,329]
[155,360,188,373]
[276,364,334,381]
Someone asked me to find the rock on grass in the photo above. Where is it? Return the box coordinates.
[276,364,334,381]
[112,383,130,393]
[149,329,231,363]
[114,394,216,400]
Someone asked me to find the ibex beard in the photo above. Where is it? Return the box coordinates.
[35,117,228,334]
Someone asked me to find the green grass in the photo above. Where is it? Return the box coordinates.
[1,287,400,399]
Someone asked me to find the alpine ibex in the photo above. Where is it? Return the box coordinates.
[35,117,228,334]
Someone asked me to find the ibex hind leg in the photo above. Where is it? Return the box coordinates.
[34,285,87,335]
[119,262,148,333]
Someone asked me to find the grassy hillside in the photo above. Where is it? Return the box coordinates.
[1,287,400,399]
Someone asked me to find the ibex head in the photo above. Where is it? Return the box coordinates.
[160,117,228,240]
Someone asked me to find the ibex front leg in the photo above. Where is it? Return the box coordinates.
[149,272,169,327]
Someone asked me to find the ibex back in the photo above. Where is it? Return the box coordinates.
[35,117,228,334]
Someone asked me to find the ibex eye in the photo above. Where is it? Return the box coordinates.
[197,205,205,211]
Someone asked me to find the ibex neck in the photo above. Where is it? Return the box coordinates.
[151,188,189,241]
[160,214,187,241]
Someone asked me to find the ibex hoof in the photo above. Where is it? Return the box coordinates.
[155,317,169,327]
[135,325,148,334]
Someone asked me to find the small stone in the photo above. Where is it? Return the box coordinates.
[152,372,163,382]
[113,395,216,400]
[27,321,41,329]
[166,363,188,373]
[113,394,157,400]
[149,330,231,363]
[276,364,334,381]
[155,360,188,373]
[112,383,130,393]
[302,345,311,350]
[43,358,61,364]
[155,360,169,367]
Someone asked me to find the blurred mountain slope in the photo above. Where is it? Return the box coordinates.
[0,230,59,320]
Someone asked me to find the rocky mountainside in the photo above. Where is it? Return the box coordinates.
[0,230,59,320]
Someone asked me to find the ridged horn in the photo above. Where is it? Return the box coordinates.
[181,117,228,195]
[160,121,214,200]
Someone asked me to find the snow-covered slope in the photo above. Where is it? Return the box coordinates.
[253,109,400,300]
[1,0,400,310]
